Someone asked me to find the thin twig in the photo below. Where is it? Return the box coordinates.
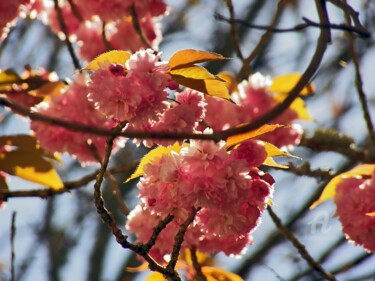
[342,0,375,145]
[130,4,154,50]
[267,206,336,281]
[101,21,113,51]
[53,0,82,70]
[92,123,181,280]
[66,0,84,22]
[10,212,16,281]
[167,207,200,272]
[215,13,370,38]
[142,214,175,253]
[224,0,245,60]
[0,164,138,200]
[190,247,207,281]
[236,0,287,80]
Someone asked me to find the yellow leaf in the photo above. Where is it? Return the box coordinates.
[263,141,299,158]
[145,272,166,281]
[263,157,288,169]
[366,212,375,217]
[218,71,237,94]
[83,50,132,70]
[169,49,228,70]
[226,124,285,149]
[273,94,313,121]
[0,69,21,91]
[173,76,230,100]
[0,151,63,190]
[310,164,375,209]
[29,81,66,97]
[269,73,315,96]
[125,142,187,183]
[171,65,218,81]
[202,267,244,281]
[126,262,150,272]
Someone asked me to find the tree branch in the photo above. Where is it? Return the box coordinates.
[268,206,336,281]
[53,0,82,70]
[10,212,16,281]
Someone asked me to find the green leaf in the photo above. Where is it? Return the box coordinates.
[125,142,188,183]
[310,164,374,209]
[83,50,132,70]
[172,76,230,100]
[269,73,315,96]
[169,49,228,70]
[0,150,63,190]
[202,266,244,281]
[226,124,286,149]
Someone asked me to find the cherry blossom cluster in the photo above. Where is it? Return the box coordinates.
[0,0,167,61]
[204,73,302,148]
[30,74,122,163]
[334,168,375,252]
[126,139,274,262]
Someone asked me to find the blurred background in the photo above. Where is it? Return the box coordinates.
[1,0,375,280]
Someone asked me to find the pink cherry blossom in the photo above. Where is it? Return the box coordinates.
[88,49,170,123]
[31,75,120,163]
[334,170,375,252]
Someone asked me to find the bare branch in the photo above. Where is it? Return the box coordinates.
[10,212,16,281]
[53,0,82,70]
[267,206,336,281]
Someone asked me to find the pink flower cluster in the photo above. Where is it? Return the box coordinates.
[31,75,120,163]
[334,168,375,252]
[204,73,302,148]
[28,0,167,61]
[88,49,170,123]
[126,139,274,262]
[127,89,206,147]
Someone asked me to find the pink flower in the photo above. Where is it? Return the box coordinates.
[76,21,107,61]
[88,49,170,124]
[204,73,303,148]
[128,89,206,147]
[31,75,120,163]
[230,140,268,167]
[109,16,162,52]
[334,170,375,252]
[0,0,30,39]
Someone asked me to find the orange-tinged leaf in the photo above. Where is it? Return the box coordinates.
[310,164,375,209]
[83,50,132,70]
[263,141,299,159]
[273,94,313,120]
[173,76,230,100]
[125,142,188,183]
[263,157,288,169]
[169,49,228,69]
[170,65,218,81]
[218,71,237,94]
[0,69,21,91]
[366,212,375,217]
[202,266,244,281]
[0,151,63,189]
[29,81,66,97]
[226,124,285,149]
[145,272,166,281]
[270,73,315,96]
